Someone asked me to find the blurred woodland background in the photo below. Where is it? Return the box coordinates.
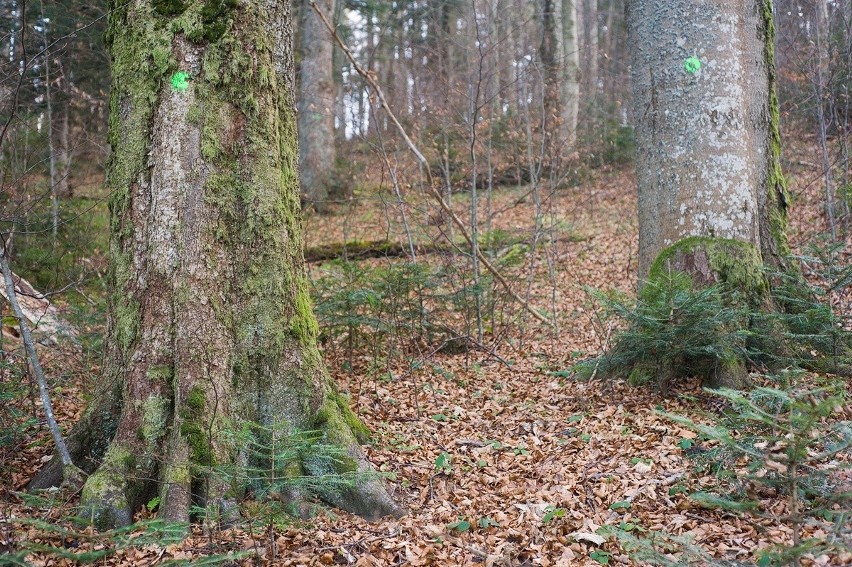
[0,0,850,564]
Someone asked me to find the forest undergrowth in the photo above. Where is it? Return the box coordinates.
[1,162,850,566]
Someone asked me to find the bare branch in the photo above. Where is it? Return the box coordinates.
[0,236,73,467]
[309,0,552,327]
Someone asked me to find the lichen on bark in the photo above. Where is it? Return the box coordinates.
[623,0,810,391]
[30,0,403,529]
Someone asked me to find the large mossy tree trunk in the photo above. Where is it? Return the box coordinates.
[30,0,402,528]
[627,0,792,388]
[298,0,336,212]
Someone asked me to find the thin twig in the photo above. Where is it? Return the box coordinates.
[309,0,552,327]
[0,236,73,466]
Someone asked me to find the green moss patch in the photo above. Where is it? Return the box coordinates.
[180,387,214,468]
[648,236,768,305]
[153,0,187,17]
[79,445,134,528]
[314,392,371,445]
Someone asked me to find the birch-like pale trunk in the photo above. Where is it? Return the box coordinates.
[583,0,598,97]
[559,0,580,151]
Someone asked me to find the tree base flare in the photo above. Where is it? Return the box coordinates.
[608,237,775,392]
[59,388,404,529]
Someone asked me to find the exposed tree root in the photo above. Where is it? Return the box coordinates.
[32,384,403,530]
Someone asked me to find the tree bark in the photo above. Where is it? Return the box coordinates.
[55,60,73,199]
[31,0,402,529]
[559,0,579,151]
[298,0,337,212]
[628,0,792,388]
[583,0,598,98]
[540,0,560,163]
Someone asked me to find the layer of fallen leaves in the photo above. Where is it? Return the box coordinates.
[2,161,850,566]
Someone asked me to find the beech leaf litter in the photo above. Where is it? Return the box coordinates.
[1,166,850,566]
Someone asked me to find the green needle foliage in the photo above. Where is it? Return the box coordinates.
[606,375,851,566]
[206,419,375,528]
[599,526,719,566]
[215,421,366,501]
[311,254,525,366]
[0,494,214,565]
[670,378,851,565]
[579,244,852,391]
[0,361,37,468]
[761,243,852,375]
[577,271,749,392]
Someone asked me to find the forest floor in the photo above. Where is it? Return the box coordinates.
[1,159,850,566]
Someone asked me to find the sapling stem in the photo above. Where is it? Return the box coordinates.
[0,238,73,467]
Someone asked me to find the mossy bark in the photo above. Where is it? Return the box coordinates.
[625,1,802,390]
[30,0,402,528]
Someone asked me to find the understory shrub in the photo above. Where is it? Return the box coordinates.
[585,246,851,564]
[311,246,525,367]
[0,497,217,565]
[212,421,368,523]
[2,421,366,565]
[605,377,851,566]
[578,244,851,390]
[575,271,750,391]
[764,243,852,374]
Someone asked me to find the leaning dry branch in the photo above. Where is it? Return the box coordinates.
[309,0,551,327]
[0,238,74,468]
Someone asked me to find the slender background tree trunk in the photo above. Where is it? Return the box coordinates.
[560,0,579,152]
[299,0,337,211]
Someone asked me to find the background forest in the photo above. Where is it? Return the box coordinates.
[0,0,851,565]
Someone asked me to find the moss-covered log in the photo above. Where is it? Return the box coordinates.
[305,240,427,263]
[29,0,402,528]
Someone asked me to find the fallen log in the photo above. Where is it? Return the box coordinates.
[305,239,451,263]
[0,271,78,345]
[304,232,587,264]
